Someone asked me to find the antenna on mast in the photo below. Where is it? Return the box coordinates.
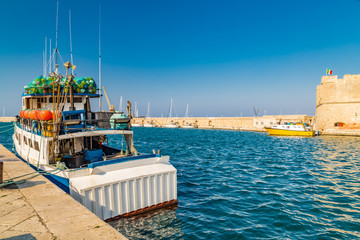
[49,38,52,73]
[99,3,102,111]
[55,0,59,73]
[43,50,45,76]
[45,37,47,76]
[69,10,74,75]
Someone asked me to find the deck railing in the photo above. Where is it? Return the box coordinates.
[16,114,130,137]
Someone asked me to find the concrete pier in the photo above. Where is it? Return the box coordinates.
[0,144,126,239]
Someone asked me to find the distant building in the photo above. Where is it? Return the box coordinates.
[315,74,360,134]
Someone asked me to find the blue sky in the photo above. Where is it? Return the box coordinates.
[1,0,360,117]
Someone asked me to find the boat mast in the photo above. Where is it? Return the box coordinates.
[55,0,59,73]
[98,4,102,111]
[44,37,47,76]
[69,10,74,75]
[43,50,45,77]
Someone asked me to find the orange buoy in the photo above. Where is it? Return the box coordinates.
[40,110,53,121]
[29,110,37,120]
[20,110,24,118]
[24,110,30,119]
[34,110,41,120]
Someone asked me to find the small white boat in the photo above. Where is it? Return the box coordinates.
[131,123,142,127]
[265,124,315,136]
[144,123,155,127]
[165,124,179,128]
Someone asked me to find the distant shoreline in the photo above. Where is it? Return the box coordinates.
[0,117,16,122]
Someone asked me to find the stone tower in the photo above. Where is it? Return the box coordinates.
[315,74,360,134]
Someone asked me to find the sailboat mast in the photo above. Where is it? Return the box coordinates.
[134,102,138,117]
[146,102,150,118]
[185,104,189,118]
[169,98,173,118]
[119,96,123,112]
[98,4,102,111]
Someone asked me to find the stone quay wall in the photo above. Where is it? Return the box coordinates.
[132,115,314,131]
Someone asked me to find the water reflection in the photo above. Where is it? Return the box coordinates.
[308,136,360,238]
[108,208,184,240]
[2,124,360,239]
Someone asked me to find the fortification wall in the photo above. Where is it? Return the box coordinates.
[315,74,360,134]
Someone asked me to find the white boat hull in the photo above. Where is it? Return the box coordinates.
[165,124,179,128]
[13,125,177,220]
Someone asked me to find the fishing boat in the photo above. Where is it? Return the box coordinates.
[13,62,177,220]
[264,124,315,137]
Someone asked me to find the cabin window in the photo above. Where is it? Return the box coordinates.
[25,98,30,109]
[36,98,45,108]
[28,139,33,148]
[256,122,258,125]
[74,97,82,103]
[65,114,81,120]
[23,136,27,145]
[334,122,344,127]
[261,122,264,125]
[34,141,40,151]
[270,122,273,125]
[286,126,290,129]
[15,134,18,140]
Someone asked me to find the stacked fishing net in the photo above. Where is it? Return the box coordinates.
[73,77,97,94]
[24,76,97,94]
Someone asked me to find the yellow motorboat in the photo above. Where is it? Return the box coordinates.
[265,124,315,137]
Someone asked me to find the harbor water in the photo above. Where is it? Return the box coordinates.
[1,123,360,239]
